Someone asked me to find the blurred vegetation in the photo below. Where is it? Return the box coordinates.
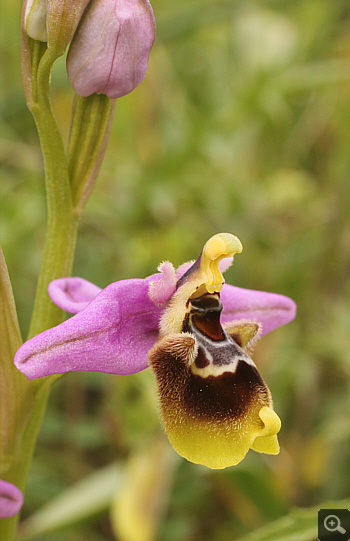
[1,0,349,539]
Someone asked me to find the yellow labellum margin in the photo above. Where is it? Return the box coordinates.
[149,233,281,469]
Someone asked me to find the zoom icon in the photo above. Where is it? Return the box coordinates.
[318,509,350,541]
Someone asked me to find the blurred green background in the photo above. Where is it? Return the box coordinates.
[1,0,349,540]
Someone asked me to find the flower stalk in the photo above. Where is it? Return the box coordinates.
[23,41,78,338]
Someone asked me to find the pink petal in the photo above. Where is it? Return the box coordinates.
[15,279,161,380]
[48,277,102,314]
[147,261,176,307]
[0,480,23,519]
[176,261,194,280]
[220,285,297,336]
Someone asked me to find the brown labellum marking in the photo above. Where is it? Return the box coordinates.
[149,334,271,429]
[184,360,270,421]
[184,292,257,377]
[194,346,210,369]
[188,294,224,341]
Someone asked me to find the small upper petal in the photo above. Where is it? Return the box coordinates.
[15,279,161,380]
[0,480,23,519]
[48,277,102,314]
[147,261,176,307]
[220,284,296,336]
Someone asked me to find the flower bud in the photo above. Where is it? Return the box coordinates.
[24,0,47,41]
[23,0,91,54]
[66,0,156,98]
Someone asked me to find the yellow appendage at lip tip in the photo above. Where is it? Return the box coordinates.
[251,406,281,455]
[199,233,243,295]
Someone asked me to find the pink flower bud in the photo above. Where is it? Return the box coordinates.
[67,0,156,98]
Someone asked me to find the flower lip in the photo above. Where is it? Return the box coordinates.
[148,328,281,469]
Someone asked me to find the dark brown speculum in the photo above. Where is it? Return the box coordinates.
[172,292,271,421]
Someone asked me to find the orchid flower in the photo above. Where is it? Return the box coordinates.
[15,234,296,469]
[0,480,23,519]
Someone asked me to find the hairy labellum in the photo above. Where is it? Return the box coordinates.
[149,234,281,469]
[149,292,278,469]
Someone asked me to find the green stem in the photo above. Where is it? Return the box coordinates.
[1,44,78,540]
[27,44,79,339]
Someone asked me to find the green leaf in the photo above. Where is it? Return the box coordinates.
[236,499,350,541]
[0,248,33,473]
[0,248,22,355]
[18,462,123,540]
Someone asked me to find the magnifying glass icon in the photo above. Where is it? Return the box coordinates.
[324,514,346,534]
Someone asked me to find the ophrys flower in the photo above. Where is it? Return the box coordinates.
[14,234,296,468]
